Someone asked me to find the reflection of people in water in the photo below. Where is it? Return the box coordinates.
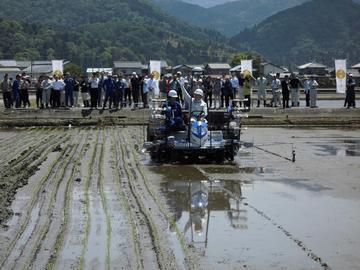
[183,181,209,236]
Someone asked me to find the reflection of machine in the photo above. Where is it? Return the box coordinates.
[144,100,246,163]
[163,179,247,254]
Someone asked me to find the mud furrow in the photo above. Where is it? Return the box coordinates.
[122,129,191,269]
[116,132,167,270]
[106,128,140,269]
[80,129,110,270]
[0,132,70,225]
[1,132,82,270]
[0,129,49,166]
[79,129,99,270]
[97,129,111,270]
[33,131,90,270]
[112,130,143,270]
[54,131,94,270]
[0,128,38,152]
[0,137,71,267]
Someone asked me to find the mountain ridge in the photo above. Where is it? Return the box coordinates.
[230,0,360,67]
[0,0,235,67]
[153,0,310,36]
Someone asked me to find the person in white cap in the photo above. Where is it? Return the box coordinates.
[162,90,184,131]
[182,85,208,118]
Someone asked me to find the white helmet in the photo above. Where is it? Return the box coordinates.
[194,89,204,97]
[168,90,178,98]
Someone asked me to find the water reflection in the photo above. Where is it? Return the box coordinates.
[162,180,247,253]
[314,140,360,157]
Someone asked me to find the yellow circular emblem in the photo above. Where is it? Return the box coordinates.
[152,71,160,80]
[336,69,346,79]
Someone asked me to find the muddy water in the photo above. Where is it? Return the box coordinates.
[0,127,359,270]
[146,128,360,270]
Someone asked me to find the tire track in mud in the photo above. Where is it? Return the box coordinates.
[125,128,195,270]
[38,131,90,270]
[116,130,179,270]
[79,129,99,270]
[116,132,159,269]
[1,131,83,270]
[0,134,71,267]
[53,131,93,270]
[80,129,112,270]
[0,131,70,225]
[0,128,48,166]
[0,128,38,153]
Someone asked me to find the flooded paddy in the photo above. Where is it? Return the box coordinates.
[0,126,359,269]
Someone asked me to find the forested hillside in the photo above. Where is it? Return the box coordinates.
[0,0,234,67]
[153,0,309,36]
[231,0,360,66]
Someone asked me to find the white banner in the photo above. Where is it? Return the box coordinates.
[52,60,64,76]
[241,60,253,77]
[335,59,347,94]
[149,60,161,97]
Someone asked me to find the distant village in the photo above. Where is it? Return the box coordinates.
[1,59,360,88]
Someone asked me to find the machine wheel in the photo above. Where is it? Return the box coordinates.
[215,150,225,164]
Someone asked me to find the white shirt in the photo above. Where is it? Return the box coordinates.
[148,79,157,92]
[182,86,208,117]
[309,80,318,89]
[230,77,239,88]
[53,80,65,91]
[256,77,267,89]
[90,77,100,89]
[271,79,281,90]
[41,79,53,90]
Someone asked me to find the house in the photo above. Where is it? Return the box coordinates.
[0,60,72,79]
[298,62,328,76]
[0,67,22,80]
[86,68,113,76]
[260,62,287,75]
[230,65,242,73]
[347,68,360,84]
[230,64,258,74]
[351,63,360,70]
[205,63,231,76]
[113,61,145,76]
[172,64,205,76]
[160,60,171,74]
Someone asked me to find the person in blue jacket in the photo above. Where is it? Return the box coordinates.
[103,74,116,109]
[162,90,184,132]
[12,74,21,108]
[64,72,75,107]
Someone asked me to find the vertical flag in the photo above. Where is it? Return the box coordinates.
[335,59,347,94]
[52,60,64,77]
[150,60,161,97]
[241,60,253,77]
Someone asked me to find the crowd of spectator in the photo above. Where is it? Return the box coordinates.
[0,71,357,110]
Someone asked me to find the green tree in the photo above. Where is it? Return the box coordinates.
[64,63,83,77]
[230,52,262,76]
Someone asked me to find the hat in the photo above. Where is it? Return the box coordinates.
[349,73,353,76]
[194,89,204,97]
[169,90,178,98]
[132,72,137,75]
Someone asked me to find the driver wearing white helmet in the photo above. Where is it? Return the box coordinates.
[162,90,184,131]
[182,86,208,118]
